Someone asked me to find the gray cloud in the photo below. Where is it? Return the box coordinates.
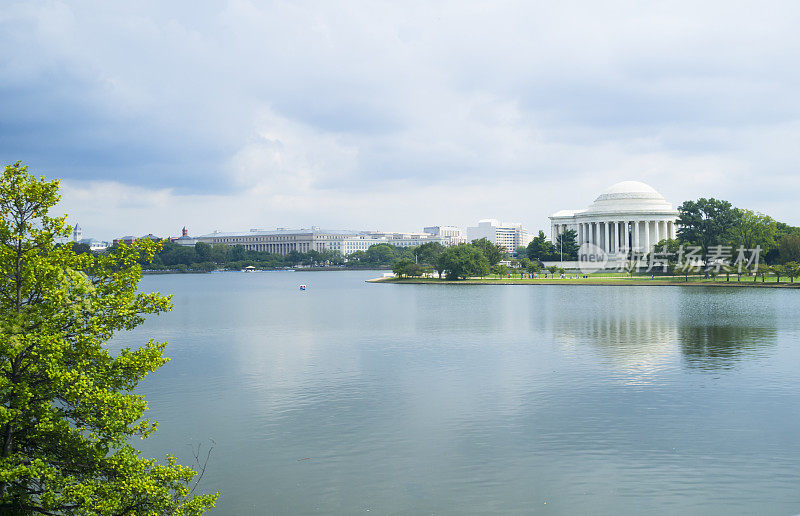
[1,0,800,238]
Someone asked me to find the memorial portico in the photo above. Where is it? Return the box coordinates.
[549,181,679,256]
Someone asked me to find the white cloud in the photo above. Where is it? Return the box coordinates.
[5,0,800,238]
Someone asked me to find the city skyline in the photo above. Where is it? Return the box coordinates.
[3,1,800,240]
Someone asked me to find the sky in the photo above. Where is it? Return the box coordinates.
[2,0,799,240]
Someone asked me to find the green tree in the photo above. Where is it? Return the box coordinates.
[346,244,413,267]
[392,258,414,278]
[230,244,247,262]
[731,209,777,251]
[493,264,509,278]
[779,234,800,263]
[0,163,217,514]
[304,250,322,266]
[773,264,786,283]
[555,229,579,260]
[414,242,445,267]
[71,242,92,255]
[320,249,344,266]
[470,238,505,266]
[526,260,542,275]
[518,258,531,278]
[210,243,230,264]
[785,262,799,283]
[194,241,212,262]
[438,244,490,280]
[153,241,193,267]
[285,250,304,265]
[652,238,682,276]
[677,198,736,265]
[527,231,557,261]
[735,264,750,282]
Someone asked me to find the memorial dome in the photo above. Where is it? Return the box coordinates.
[602,181,660,196]
[585,181,675,214]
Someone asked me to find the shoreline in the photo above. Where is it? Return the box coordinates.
[143,267,390,275]
[369,277,800,288]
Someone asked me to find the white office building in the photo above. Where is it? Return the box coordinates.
[424,226,467,244]
[466,219,532,254]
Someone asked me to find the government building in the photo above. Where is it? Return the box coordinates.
[184,226,463,256]
[549,181,679,255]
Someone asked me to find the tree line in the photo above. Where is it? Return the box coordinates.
[70,240,422,272]
[391,239,569,280]
[655,199,800,281]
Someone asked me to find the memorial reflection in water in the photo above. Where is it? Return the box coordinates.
[547,286,777,376]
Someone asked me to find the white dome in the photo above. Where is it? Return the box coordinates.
[585,180,675,215]
[602,181,659,196]
[549,180,679,219]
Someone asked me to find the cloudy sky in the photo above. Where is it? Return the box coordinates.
[2,1,799,240]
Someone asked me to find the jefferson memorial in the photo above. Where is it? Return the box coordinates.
[549,181,679,255]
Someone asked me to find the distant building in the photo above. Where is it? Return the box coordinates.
[171,226,197,246]
[113,236,136,246]
[72,223,82,242]
[187,227,461,256]
[77,238,110,251]
[424,226,467,243]
[466,219,532,254]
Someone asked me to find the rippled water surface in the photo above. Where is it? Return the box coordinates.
[113,271,800,515]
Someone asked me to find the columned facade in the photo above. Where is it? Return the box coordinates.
[558,216,678,254]
[549,181,679,259]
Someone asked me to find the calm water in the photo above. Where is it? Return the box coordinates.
[113,271,800,515]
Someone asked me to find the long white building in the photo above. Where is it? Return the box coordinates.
[466,219,532,253]
[189,227,459,256]
[549,181,679,255]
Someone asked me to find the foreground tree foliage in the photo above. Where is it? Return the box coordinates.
[0,163,217,515]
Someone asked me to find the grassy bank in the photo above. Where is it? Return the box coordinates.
[371,275,800,288]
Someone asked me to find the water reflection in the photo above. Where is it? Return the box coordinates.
[546,287,777,375]
[678,325,776,370]
[677,289,778,370]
